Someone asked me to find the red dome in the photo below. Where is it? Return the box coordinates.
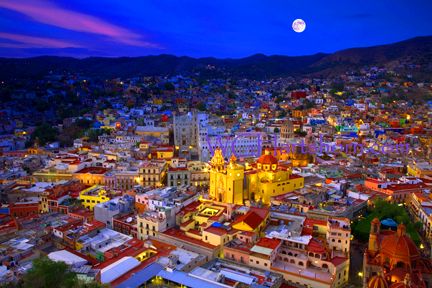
[389,273,414,288]
[368,275,389,288]
[389,283,411,288]
[257,149,278,166]
[380,224,420,264]
[161,114,169,122]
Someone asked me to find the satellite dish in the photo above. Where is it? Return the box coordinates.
[126,217,133,223]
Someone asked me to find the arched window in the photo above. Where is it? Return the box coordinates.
[322,263,329,269]
[298,261,304,267]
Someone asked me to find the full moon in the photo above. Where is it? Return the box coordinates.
[292,19,306,33]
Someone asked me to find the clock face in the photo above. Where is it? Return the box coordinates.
[292,19,306,33]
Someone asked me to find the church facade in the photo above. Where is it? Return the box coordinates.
[363,218,432,288]
[209,148,304,205]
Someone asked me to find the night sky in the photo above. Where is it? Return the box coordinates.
[0,0,431,58]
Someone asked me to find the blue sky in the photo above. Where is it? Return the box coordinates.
[0,0,431,58]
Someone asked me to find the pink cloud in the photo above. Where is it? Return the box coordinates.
[0,32,81,48]
[0,0,161,48]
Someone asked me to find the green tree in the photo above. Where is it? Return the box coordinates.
[196,102,207,111]
[274,96,284,104]
[86,128,111,143]
[352,199,421,245]
[15,257,108,288]
[294,129,307,137]
[31,124,58,146]
[274,127,280,133]
[22,257,78,288]
[164,82,175,91]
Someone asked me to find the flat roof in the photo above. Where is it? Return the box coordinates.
[100,256,140,284]
[115,262,164,288]
[48,250,87,266]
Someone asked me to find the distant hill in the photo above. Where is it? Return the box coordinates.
[0,36,431,80]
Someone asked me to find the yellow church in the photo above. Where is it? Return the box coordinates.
[209,148,304,205]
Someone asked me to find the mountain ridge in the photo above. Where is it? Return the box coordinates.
[1,36,431,80]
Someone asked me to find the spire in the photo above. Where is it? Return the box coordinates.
[229,154,237,164]
[210,147,225,171]
[397,223,406,237]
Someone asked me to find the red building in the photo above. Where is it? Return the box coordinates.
[291,91,307,99]
[9,202,39,218]
[113,213,138,238]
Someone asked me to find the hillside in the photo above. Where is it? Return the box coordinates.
[0,36,431,80]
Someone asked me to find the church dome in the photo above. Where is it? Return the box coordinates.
[368,274,389,288]
[381,224,420,264]
[389,273,414,288]
[389,282,412,288]
[257,149,278,171]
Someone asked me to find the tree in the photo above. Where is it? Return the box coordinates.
[11,257,108,288]
[86,128,110,143]
[22,257,77,288]
[164,82,175,91]
[352,199,421,245]
[31,124,58,146]
[274,127,280,133]
[294,129,307,137]
[274,96,284,104]
[196,102,207,111]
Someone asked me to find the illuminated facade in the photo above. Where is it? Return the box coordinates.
[79,185,110,210]
[209,148,304,205]
[363,218,432,287]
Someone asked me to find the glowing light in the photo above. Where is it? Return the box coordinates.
[358,272,363,277]
[420,244,425,249]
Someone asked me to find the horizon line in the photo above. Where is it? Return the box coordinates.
[0,35,430,60]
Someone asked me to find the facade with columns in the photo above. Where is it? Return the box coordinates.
[209,148,304,205]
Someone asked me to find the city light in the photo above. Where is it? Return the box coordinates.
[0,2,430,288]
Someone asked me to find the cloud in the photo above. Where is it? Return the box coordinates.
[0,0,161,48]
[0,32,80,48]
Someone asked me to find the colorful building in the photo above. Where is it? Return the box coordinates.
[79,185,110,211]
[363,218,432,287]
[209,148,304,205]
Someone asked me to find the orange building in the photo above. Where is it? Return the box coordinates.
[363,218,432,287]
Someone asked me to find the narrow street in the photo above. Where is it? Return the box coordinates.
[348,240,366,287]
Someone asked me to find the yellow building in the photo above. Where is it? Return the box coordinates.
[209,148,304,205]
[407,161,432,177]
[231,207,269,236]
[79,185,110,210]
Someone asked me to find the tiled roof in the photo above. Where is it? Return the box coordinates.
[233,211,263,230]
